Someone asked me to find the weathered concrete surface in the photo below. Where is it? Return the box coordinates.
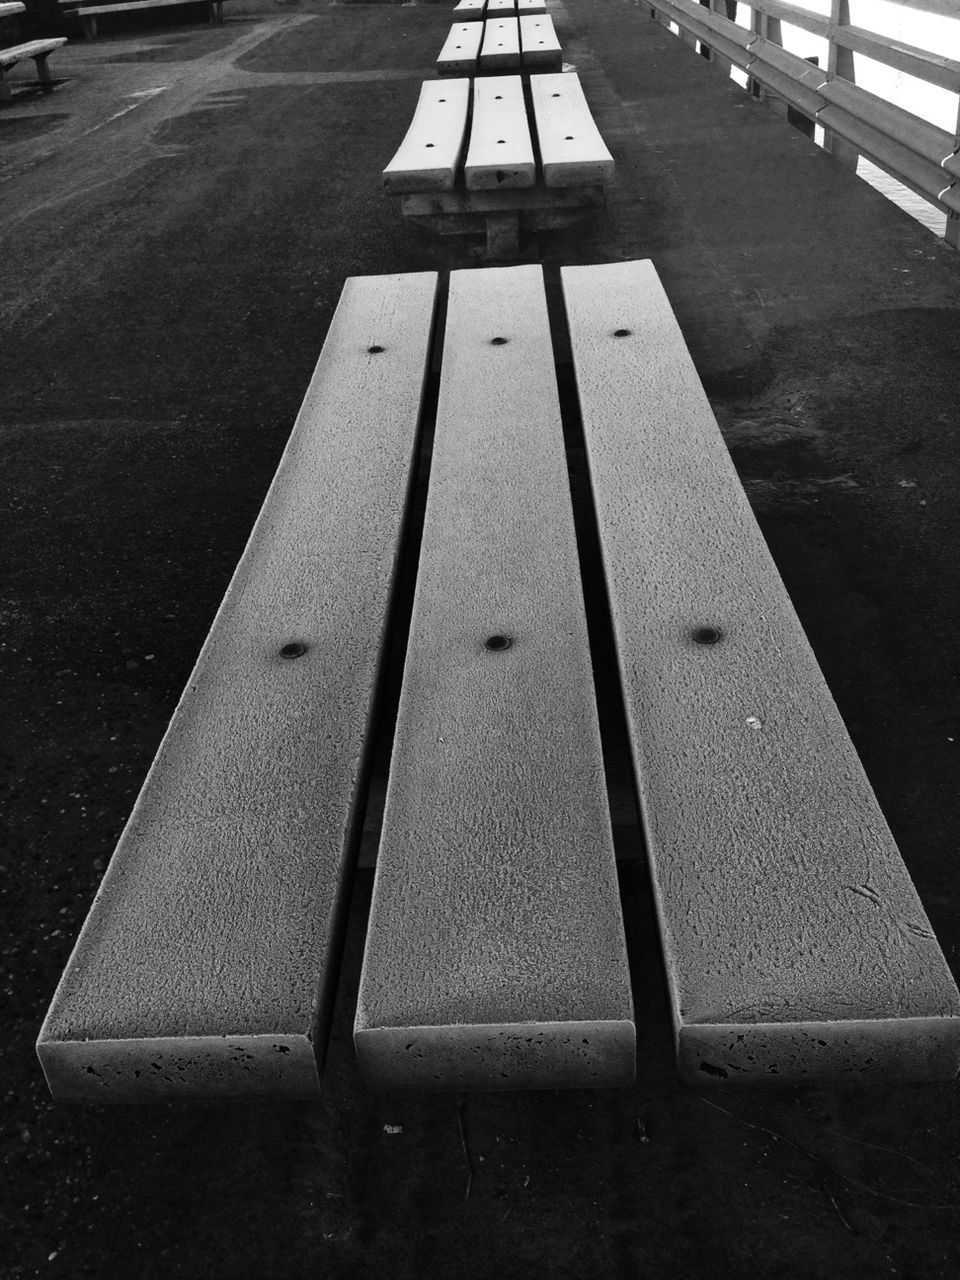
[464,74,534,189]
[436,22,482,77]
[563,258,960,1083]
[5,0,960,1275]
[531,71,613,187]
[355,264,635,1091]
[37,272,438,1100]
[519,14,561,72]
[382,77,470,192]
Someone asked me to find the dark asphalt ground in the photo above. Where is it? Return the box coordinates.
[3,2,960,1276]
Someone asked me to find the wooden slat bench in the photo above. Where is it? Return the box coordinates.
[384,72,614,257]
[37,272,438,1101]
[354,264,636,1093]
[561,258,960,1085]
[438,15,561,76]
[0,38,66,102]
[60,0,224,39]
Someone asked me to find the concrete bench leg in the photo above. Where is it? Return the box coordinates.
[485,211,519,258]
[80,15,97,38]
[34,52,54,92]
[0,65,12,103]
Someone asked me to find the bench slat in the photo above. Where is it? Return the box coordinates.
[562,259,960,1084]
[530,72,615,187]
[519,13,561,71]
[452,0,485,17]
[517,0,547,12]
[0,37,66,69]
[437,22,483,76]
[354,264,636,1091]
[37,272,439,1102]
[66,0,209,12]
[479,17,521,73]
[464,75,535,191]
[383,79,470,194]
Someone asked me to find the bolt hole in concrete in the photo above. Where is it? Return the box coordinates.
[280,642,308,659]
[565,135,574,140]
[485,634,512,651]
[490,336,508,345]
[425,143,434,148]
[692,626,723,645]
[613,328,631,337]
[368,344,385,353]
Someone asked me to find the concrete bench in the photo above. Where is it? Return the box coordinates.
[0,38,66,102]
[384,72,614,257]
[454,0,547,18]
[37,272,439,1101]
[61,0,224,39]
[562,258,960,1085]
[37,262,960,1100]
[438,15,561,76]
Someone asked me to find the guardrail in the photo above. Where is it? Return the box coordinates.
[648,0,960,246]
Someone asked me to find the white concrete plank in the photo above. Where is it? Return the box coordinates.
[464,75,535,191]
[517,0,547,13]
[452,0,485,18]
[37,272,439,1101]
[486,0,516,12]
[355,265,636,1092]
[383,78,470,194]
[529,71,615,188]
[519,13,561,72]
[561,258,960,1084]
[479,17,521,73]
[437,22,483,77]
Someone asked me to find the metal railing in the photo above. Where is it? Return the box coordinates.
[648,0,960,245]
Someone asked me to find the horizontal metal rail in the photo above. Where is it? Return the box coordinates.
[649,0,960,241]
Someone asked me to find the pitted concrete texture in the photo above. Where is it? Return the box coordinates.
[37,272,439,1101]
[562,259,960,1085]
[355,264,636,1092]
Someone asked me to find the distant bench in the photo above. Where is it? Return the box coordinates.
[60,0,225,39]
[384,72,614,256]
[438,15,561,75]
[37,262,960,1101]
[454,0,547,17]
[0,38,66,102]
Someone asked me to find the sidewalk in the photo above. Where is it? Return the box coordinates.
[3,3,960,1276]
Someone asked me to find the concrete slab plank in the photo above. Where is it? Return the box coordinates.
[36,271,439,1101]
[354,264,635,1092]
[562,258,960,1085]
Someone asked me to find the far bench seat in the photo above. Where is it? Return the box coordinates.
[438,15,561,76]
[0,38,66,102]
[453,0,547,18]
[384,72,614,256]
[60,0,225,38]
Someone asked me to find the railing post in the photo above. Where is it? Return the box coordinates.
[700,0,734,76]
[750,7,788,120]
[825,0,860,169]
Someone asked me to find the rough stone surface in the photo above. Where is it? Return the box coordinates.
[479,18,520,74]
[355,264,636,1092]
[382,78,470,194]
[530,71,615,188]
[562,258,960,1084]
[464,74,535,190]
[519,14,562,73]
[437,23,483,77]
[37,271,438,1101]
